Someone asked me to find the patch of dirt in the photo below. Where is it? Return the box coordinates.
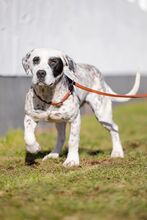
[0,191,5,197]
[82,158,113,166]
[127,141,140,148]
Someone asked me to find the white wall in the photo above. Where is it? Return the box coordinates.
[0,0,147,75]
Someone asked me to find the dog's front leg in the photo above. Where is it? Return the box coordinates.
[24,115,41,165]
[63,111,81,167]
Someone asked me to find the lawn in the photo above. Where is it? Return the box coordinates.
[0,102,147,220]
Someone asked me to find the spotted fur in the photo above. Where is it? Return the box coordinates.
[23,48,140,167]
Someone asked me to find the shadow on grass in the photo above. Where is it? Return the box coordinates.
[61,147,104,157]
[25,147,104,166]
[25,150,50,166]
[80,148,104,156]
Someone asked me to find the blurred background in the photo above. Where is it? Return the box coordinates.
[0,0,147,134]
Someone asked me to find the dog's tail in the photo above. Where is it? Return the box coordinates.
[107,72,141,102]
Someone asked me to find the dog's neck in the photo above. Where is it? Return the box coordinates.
[32,75,69,103]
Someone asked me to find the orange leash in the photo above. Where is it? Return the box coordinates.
[74,82,147,99]
[33,80,147,108]
[51,91,71,107]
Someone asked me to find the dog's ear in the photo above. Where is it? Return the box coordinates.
[62,55,78,82]
[22,51,32,75]
[64,55,76,72]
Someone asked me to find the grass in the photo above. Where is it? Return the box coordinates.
[0,101,147,220]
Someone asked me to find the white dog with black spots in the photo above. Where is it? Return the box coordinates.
[22,48,140,167]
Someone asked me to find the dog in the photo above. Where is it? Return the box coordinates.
[22,48,140,167]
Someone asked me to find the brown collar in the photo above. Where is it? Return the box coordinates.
[33,88,71,107]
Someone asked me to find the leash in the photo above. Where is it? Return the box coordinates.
[33,79,147,107]
[73,82,147,99]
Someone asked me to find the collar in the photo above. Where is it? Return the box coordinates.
[33,87,71,107]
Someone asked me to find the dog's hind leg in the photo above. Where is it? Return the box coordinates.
[43,122,66,160]
[86,94,124,158]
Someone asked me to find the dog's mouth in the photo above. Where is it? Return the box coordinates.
[36,81,54,87]
[37,81,46,86]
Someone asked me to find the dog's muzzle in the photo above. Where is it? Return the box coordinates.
[36,70,46,82]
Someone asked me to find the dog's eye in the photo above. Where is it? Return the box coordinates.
[33,56,40,65]
[48,57,63,77]
[48,58,58,67]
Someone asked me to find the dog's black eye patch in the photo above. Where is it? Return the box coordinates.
[33,56,40,65]
[48,57,63,77]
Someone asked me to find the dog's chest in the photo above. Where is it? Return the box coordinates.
[48,100,79,122]
[33,89,79,122]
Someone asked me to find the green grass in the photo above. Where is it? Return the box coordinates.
[0,102,147,220]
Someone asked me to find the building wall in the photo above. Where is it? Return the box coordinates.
[0,0,147,75]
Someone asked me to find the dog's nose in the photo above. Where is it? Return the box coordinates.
[36,70,46,80]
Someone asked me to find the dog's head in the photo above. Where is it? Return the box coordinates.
[22,48,75,86]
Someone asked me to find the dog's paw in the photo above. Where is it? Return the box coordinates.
[63,156,80,168]
[26,142,41,154]
[42,153,59,161]
[111,150,124,158]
